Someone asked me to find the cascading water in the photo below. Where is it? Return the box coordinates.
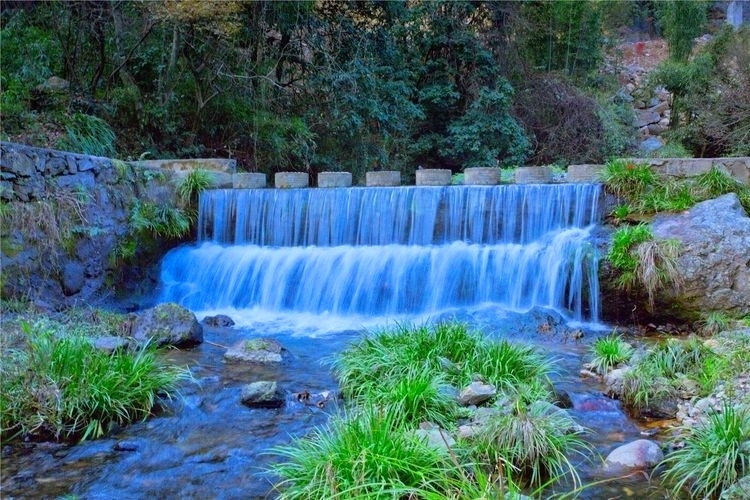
[160,184,603,323]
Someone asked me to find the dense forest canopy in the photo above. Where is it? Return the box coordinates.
[1,0,748,182]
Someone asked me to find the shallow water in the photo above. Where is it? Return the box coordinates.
[1,308,672,499]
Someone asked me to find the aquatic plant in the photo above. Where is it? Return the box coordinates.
[588,333,634,374]
[332,322,550,402]
[0,321,188,442]
[661,404,750,499]
[281,322,582,495]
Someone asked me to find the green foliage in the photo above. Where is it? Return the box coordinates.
[472,400,591,489]
[607,223,682,310]
[519,0,603,76]
[603,160,750,216]
[333,322,550,404]
[0,321,187,442]
[649,26,750,157]
[270,406,456,499]
[607,223,653,279]
[595,95,637,159]
[274,322,588,497]
[442,84,529,168]
[620,338,720,410]
[655,0,709,62]
[601,159,657,201]
[177,169,215,206]
[589,334,634,374]
[661,404,750,499]
[128,200,190,240]
[58,113,117,158]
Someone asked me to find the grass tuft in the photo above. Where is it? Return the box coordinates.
[274,322,585,496]
[269,406,455,500]
[0,321,188,442]
[589,334,634,374]
[661,404,750,499]
[177,169,214,206]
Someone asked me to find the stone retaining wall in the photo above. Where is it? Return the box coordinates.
[1,142,120,201]
[629,157,750,185]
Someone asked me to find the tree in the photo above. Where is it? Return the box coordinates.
[656,0,709,62]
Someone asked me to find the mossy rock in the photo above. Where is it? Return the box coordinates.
[130,302,203,348]
[224,337,289,364]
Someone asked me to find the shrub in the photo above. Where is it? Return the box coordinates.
[0,322,188,442]
[512,76,607,165]
[661,404,750,499]
[589,334,634,374]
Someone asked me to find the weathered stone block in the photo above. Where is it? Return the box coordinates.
[463,167,499,185]
[514,166,553,184]
[233,172,266,189]
[416,169,451,186]
[275,172,309,188]
[318,171,352,187]
[366,170,400,186]
[567,164,603,183]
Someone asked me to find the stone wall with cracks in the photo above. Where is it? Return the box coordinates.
[0,142,224,309]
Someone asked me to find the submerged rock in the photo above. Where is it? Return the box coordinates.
[240,381,285,408]
[129,302,203,348]
[604,439,663,471]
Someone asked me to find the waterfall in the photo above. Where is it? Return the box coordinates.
[160,184,603,322]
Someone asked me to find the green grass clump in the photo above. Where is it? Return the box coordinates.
[603,160,750,216]
[271,322,585,495]
[333,322,551,409]
[661,404,750,499]
[589,334,634,374]
[270,406,456,500]
[472,400,591,489]
[699,311,732,336]
[620,338,720,410]
[601,159,657,201]
[177,168,215,206]
[0,322,188,442]
[607,223,681,310]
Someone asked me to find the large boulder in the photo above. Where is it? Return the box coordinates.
[649,193,750,321]
[130,302,203,348]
